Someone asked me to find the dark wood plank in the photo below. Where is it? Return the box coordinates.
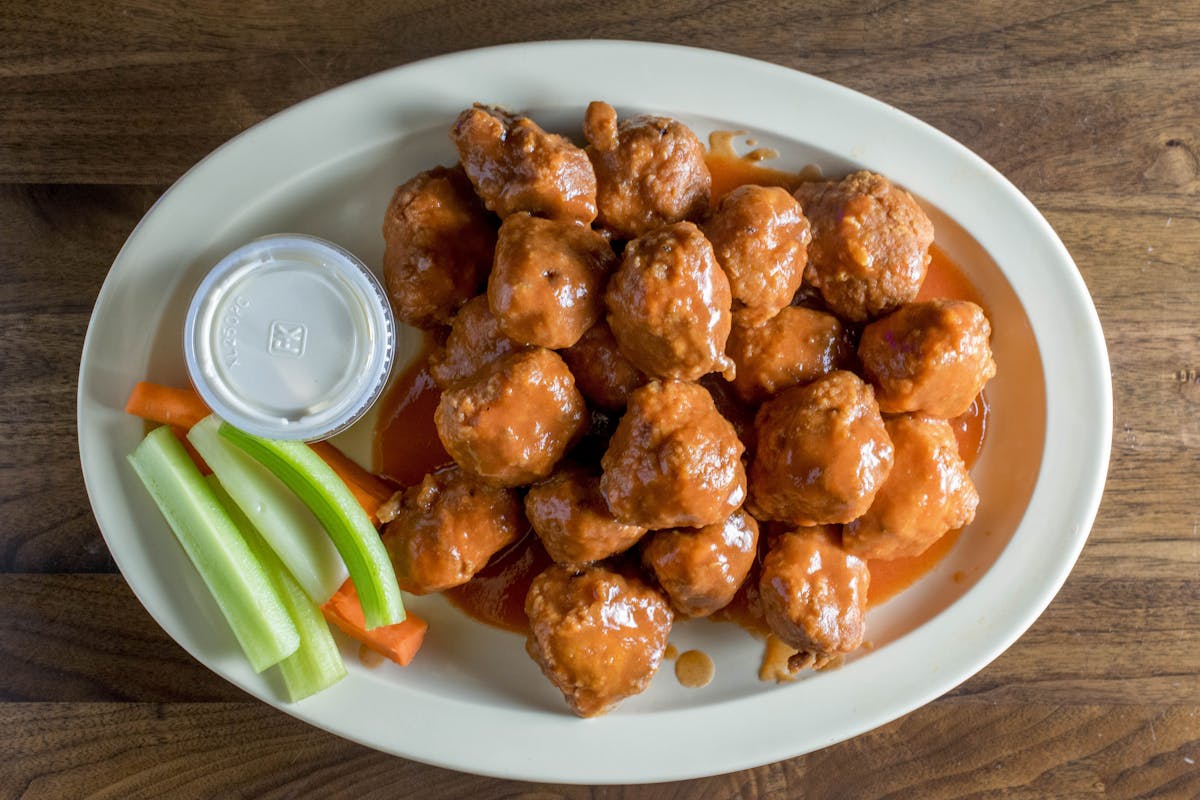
[1036,201,1200,590]
[949,572,1200,706]
[0,575,243,703]
[1,701,1196,799]
[0,185,160,573]
[2,2,1197,188]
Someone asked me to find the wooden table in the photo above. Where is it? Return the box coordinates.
[3,2,1198,797]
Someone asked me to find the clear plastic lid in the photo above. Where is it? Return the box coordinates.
[184,234,395,441]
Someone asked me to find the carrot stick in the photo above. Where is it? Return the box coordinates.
[125,381,396,523]
[340,476,385,526]
[322,578,426,666]
[125,381,210,429]
[309,441,396,505]
[169,425,212,475]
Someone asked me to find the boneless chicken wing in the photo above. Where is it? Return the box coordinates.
[601,380,746,529]
[382,166,497,328]
[524,464,647,568]
[428,295,519,390]
[748,371,894,525]
[703,185,811,327]
[795,170,934,323]
[382,466,525,595]
[525,564,673,717]
[488,212,615,349]
[725,306,855,405]
[759,527,870,669]
[857,299,996,418]
[451,104,597,224]
[641,509,759,618]
[605,222,734,381]
[559,320,648,411]
[584,100,711,239]
[435,347,587,487]
[843,414,979,560]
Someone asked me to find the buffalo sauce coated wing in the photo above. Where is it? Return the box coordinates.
[725,305,855,406]
[524,464,647,568]
[703,184,811,327]
[641,509,759,618]
[382,466,524,595]
[382,166,496,328]
[559,320,648,411]
[748,371,894,526]
[428,295,518,390]
[488,212,615,349]
[858,299,997,418]
[525,564,673,717]
[605,222,734,381]
[796,170,934,323]
[452,104,597,224]
[844,414,979,560]
[583,100,711,239]
[759,527,869,668]
[601,380,746,530]
[434,347,586,487]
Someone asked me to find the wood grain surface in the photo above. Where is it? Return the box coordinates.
[2,1,1198,797]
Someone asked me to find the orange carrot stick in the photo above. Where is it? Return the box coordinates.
[322,578,426,666]
[125,381,210,429]
[340,476,384,526]
[309,441,396,505]
[169,425,212,475]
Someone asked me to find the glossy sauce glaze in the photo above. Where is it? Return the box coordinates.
[371,145,991,636]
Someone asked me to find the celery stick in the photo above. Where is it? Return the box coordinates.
[208,477,347,701]
[127,426,299,672]
[188,416,346,602]
[219,423,405,630]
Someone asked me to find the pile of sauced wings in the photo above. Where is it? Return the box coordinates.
[378,102,997,717]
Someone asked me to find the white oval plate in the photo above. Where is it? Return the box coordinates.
[78,41,1111,783]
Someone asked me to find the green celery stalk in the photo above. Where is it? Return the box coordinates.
[188,416,346,602]
[218,423,405,630]
[127,426,299,672]
[208,476,347,701]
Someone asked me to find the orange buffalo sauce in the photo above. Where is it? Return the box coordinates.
[948,391,989,472]
[706,131,817,200]
[918,244,985,309]
[372,338,452,487]
[443,529,551,633]
[865,529,964,606]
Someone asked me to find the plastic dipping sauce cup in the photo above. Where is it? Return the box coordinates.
[184,234,395,441]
